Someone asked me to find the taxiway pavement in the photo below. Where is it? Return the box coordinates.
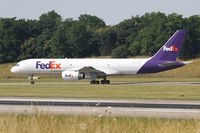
[0,98,200,118]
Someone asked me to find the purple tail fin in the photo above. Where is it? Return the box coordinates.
[137,30,187,74]
[152,30,187,61]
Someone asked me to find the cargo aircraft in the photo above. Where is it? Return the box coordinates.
[11,30,188,84]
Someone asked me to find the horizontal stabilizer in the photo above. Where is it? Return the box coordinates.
[158,61,179,67]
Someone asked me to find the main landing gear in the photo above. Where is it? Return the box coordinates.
[90,80,100,84]
[90,77,110,84]
[101,79,110,84]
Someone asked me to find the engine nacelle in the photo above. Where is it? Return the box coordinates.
[62,70,85,80]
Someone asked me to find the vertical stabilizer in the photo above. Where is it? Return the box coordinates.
[152,30,187,61]
[137,30,187,74]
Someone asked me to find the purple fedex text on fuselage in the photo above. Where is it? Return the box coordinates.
[36,61,61,69]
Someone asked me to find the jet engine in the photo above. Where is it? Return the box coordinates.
[62,70,85,80]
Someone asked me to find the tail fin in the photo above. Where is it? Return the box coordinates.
[152,30,187,61]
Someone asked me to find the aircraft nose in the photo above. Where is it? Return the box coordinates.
[11,67,17,73]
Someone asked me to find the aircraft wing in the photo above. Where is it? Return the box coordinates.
[78,66,118,77]
[79,66,106,75]
[64,66,118,77]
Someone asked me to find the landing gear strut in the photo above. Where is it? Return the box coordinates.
[30,74,35,84]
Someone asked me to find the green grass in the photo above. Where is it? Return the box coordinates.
[0,114,200,133]
[0,79,200,100]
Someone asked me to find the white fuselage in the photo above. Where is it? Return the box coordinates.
[11,58,150,75]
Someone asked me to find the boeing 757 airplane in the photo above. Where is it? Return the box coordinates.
[11,30,188,84]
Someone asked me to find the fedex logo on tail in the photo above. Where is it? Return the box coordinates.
[163,45,179,52]
[36,61,61,69]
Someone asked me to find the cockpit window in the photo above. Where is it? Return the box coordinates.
[15,64,20,67]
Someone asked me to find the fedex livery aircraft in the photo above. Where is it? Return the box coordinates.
[11,30,188,84]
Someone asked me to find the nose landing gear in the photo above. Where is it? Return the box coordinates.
[30,74,35,84]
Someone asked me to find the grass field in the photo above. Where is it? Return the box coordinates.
[0,114,199,133]
[0,79,200,100]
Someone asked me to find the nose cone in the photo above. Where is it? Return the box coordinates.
[11,67,17,73]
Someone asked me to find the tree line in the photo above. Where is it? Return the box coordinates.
[0,10,200,63]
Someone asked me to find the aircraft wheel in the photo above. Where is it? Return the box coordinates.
[101,80,105,84]
[31,81,35,84]
[90,80,100,84]
[101,80,110,84]
[106,80,110,84]
[95,80,100,84]
[90,80,94,84]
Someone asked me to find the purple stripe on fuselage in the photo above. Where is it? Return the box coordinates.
[137,59,185,74]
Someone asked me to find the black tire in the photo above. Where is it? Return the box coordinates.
[95,80,100,84]
[90,80,95,84]
[31,81,35,84]
[101,80,110,84]
[90,80,99,84]
[106,80,110,84]
[101,80,105,84]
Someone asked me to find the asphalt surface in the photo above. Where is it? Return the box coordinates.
[0,98,200,109]
[0,98,200,118]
